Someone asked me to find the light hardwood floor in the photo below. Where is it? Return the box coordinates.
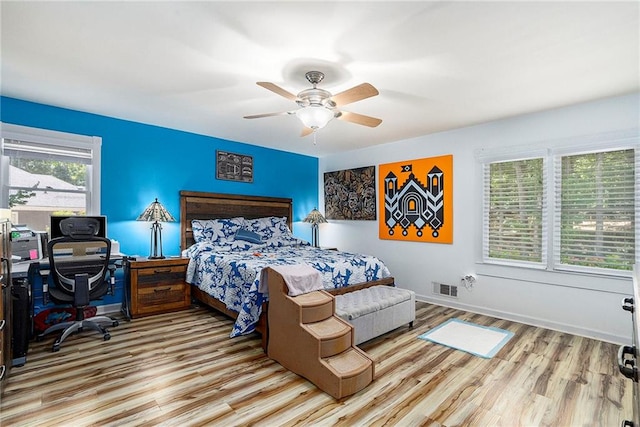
[0,302,633,426]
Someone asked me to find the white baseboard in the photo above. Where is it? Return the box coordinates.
[416,293,627,345]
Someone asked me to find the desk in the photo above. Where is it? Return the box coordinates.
[10,254,125,366]
[12,253,125,279]
[13,254,125,312]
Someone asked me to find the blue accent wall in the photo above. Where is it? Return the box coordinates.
[1,96,319,256]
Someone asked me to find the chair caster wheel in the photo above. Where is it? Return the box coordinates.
[36,335,43,342]
[112,320,119,327]
[104,333,111,341]
[52,344,60,352]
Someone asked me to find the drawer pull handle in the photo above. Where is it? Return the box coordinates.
[154,268,172,274]
[0,319,4,332]
[154,287,172,293]
[622,297,634,313]
[618,345,638,381]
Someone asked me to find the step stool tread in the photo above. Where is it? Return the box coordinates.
[323,347,372,377]
[293,290,332,307]
[306,316,351,340]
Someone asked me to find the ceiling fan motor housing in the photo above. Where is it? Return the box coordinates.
[296,88,336,109]
[298,70,337,110]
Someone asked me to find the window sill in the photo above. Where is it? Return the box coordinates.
[475,262,631,295]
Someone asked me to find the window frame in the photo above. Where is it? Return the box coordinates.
[478,130,639,278]
[0,122,101,215]
[482,155,548,269]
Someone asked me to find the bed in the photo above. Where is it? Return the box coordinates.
[179,190,394,349]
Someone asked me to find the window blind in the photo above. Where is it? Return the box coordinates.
[554,149,635,271]
[3,138,93,164]
[483,158,546,264]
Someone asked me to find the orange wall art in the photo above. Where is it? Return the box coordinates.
[378,155,453,243]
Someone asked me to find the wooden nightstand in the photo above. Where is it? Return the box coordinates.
[123,257,191,319]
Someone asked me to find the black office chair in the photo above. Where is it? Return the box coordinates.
[38,217,119,352]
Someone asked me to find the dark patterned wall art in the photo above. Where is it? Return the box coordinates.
[378,155,453,243]
[216,150,253,183]
[324,166,376,220]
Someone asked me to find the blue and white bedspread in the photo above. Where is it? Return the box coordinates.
[183,240,391,337]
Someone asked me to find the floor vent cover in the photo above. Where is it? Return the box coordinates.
[434,282,458,298]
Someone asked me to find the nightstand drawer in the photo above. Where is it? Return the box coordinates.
[137,283,188,312]
[136,265,186,283]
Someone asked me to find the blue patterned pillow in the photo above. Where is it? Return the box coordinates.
[191,217,246,243]
[245,216,292,240]
[234,228,263,244]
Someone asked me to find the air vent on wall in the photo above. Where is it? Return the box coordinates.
[433,282,458,298]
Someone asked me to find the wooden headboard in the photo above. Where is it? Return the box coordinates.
[180,191,293,251]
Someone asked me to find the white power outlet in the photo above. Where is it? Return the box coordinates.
[461,274,476,290]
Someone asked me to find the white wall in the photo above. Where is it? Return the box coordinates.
[319,92,640,344]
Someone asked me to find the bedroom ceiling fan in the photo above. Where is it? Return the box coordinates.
[244,71,382,137]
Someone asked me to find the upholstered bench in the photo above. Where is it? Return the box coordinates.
[334,285,415,345]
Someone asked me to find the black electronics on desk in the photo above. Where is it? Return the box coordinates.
[50,215,108,257]
[10,224,47,262]
[11,278,30,367]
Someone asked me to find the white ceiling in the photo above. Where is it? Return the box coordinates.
[1,1,638,157]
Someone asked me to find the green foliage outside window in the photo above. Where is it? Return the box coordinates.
[486,148,635,272]
[488,158,544,263]
[11,158,86,186]
[8,190,35,208]
[560,149,635,270]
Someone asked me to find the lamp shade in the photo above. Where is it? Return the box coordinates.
[136,198,176,223]
[303,208,327,225]
[296,106,335,129]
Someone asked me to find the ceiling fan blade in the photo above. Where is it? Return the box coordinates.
[243,111,291,119]
[256,82,298,101]
[300,127,314,137]
[332,83,379,107]
[338,111,382,127]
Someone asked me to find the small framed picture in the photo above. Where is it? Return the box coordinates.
[216,150,253,183]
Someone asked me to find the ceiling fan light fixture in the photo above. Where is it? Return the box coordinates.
[246,71,382,135]
[296,105,334,129]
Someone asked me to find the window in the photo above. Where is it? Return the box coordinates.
[482,135,638,275]
[0,123,101,233]
[555,149,636,272]
[484,157,546,265]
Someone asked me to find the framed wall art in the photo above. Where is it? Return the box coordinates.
[216,150,253,183]
[324,165,376,220]
[378,154,453,243]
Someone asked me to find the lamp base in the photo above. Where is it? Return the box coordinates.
[148,221,165,260]
[311,224,319,247]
